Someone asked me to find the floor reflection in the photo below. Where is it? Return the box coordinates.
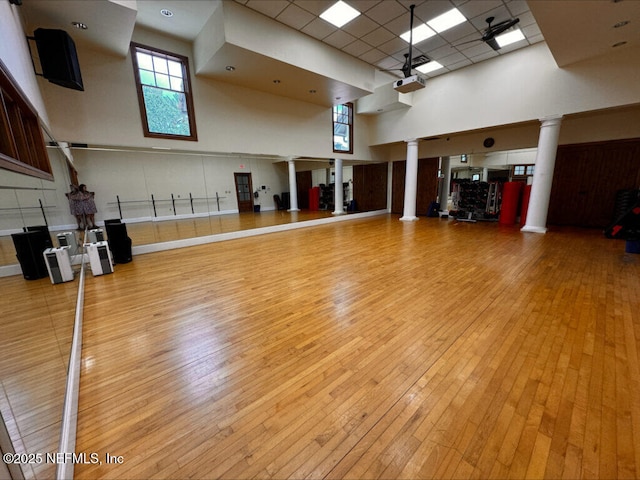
[0,210,336,267]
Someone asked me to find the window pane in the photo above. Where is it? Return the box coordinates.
[133,44,196,140]
[168,60,183,78]
[153,56,168,74]
[155,73,170,89]
[169,76,184,92]
[526,165,535,175]
[142,86,191,136]
[139,69,156,86]
[137,52,153,70]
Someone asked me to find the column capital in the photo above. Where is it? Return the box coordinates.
[405,138,419,145]
[539,115,563,128]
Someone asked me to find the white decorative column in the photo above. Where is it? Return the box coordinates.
[400,139,419,221]
[287,158,299,212]
[521,115,563,233]
[332,158,345,215]
[439,156,451,209]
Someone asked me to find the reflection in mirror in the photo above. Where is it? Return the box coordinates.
[0,129,76,479]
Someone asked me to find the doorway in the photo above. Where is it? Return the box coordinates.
[234,172,254,213]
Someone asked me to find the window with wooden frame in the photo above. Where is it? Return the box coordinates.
[0,60,52,180]
[333,102,353,154]
[130,43,197,141]
[512,164,535,179]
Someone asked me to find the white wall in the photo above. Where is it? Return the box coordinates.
[36,26,376,162]
[0,2,49,127]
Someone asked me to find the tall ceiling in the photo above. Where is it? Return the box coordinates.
[17,0,640,107]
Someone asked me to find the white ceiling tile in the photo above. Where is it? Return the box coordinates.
[347,0,383,14]
[414,1,457,23]
[341,14,379,38]
[461,41,494,58]
[466,49,499,62]
[276,3,316,30]
[361,26,396,47]
[359,47,387,64]
[302,17,338,39]
[427,44,461,60]
[245,0,289,18]
[365,0,407,24]
[324,29,357,49]
[293,0,337,17]
[436,51,467,66]
[415,34,448,52]
[378,36,409,55]
[437,21,477,43]
[342,39,374,56]
[505,0,531,17]
[457,0,503,20]
[384,14,412,36]
[446,58,473,70]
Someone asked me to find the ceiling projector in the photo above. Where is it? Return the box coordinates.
[394,74,426,93]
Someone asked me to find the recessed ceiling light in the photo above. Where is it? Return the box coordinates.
[427,8,466,33]
[273,79,281,84]
[613,20,630,28]
[160,8,173,18]
[496,29,525,48]
[400,23,436,44]
[225,65,235,71]
[320,1,360,28]
[416,61,444,74]
[71,21,87,30]
[309,89,317,93]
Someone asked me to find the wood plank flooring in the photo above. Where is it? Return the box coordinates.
[0,271,78,480]
[69,216,640,479]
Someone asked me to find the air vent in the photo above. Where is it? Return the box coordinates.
[412,55,430,68]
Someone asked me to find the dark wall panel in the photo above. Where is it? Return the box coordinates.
[548,138,640,228]
[353,162,388,212]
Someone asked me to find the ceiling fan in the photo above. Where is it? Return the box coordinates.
[458,16,520,51]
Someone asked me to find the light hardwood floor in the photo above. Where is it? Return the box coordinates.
[0,271,77,480]
[3,215,640,479]
[67,215,640,479]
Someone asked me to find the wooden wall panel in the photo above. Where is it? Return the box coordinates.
[296,170,312,209]
[548,138,640,228]
[353,162,388,212]
[391,158,439,215]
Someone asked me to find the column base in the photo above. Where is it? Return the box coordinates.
[400,216,419,222]
[521,225,547,233]
[287,208,300,213]
[332,210,346,216]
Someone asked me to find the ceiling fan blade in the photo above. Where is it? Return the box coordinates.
[483,18,520,40]
[453,38,481,48]
[485,37,500,51]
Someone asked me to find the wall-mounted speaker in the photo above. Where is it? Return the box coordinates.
[33,28,84,91]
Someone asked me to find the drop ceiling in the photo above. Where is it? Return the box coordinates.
[17,0,640,107]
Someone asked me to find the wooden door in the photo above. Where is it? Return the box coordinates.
[296,171,312,210]
[234,172,254,213]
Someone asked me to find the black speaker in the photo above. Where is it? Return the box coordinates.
[11,231,50,280]
[33,28,84,91]
[23,225,53,248]
[105,222,132,264]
